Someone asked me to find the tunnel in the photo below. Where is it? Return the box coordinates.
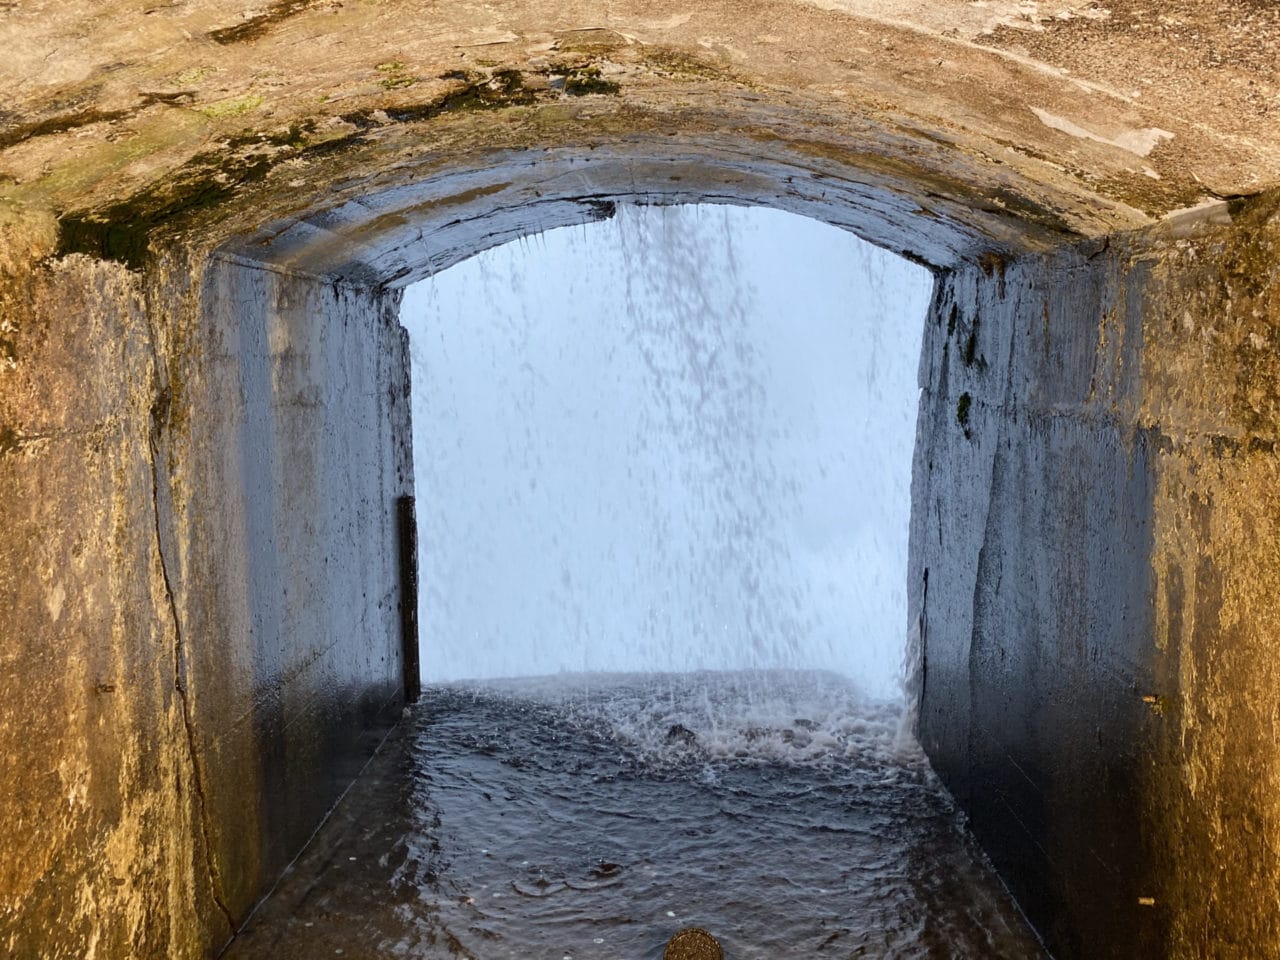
[2,1,1279,957]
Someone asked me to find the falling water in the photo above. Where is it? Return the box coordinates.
[224,206,1048,958]
[402,204,927,696]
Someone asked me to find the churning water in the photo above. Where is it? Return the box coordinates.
[226,672,1046,958]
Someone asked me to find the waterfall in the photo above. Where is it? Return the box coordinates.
[400,203,930,699]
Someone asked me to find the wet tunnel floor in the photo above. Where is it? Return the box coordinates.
[224,672,1047,959]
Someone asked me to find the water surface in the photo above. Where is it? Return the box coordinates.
[226,672,1046,959]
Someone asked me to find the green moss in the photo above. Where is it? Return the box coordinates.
[174,67,209,85]
[53,62,609,270]
[376,62,417,89]
[54,112,385,267]
[56,143,285,268]
[380,75,417,90]
[199,94,264,119]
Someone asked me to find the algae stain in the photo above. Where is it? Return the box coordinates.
[199,95,265,119]
[56,152,275,268]
[16,111,207,206]
[207,0,317,45]
[962,312,984,368]
[0,108,135,152]
[376,62,417,90]
[174,67,210,86]
[555,65,621,97]
[644,48,732,82]
[977,251,1008,299]
[53,61,623,269]
[373,69,539,124]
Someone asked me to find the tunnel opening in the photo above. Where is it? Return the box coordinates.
[195,161,1243,957]
[399,202,929,693]
[7,6,1280,951]
[220,202,1057,958]
[26,153,1265,960]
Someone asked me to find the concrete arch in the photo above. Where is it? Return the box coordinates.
[2,3,1280,958]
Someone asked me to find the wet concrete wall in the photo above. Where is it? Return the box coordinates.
[909,194,1280,959]
[0,253,413,957]
[178,257,413,922]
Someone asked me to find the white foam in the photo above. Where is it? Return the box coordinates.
[437,669,924,770]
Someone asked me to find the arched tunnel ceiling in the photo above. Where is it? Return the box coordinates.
[1,0,1277,278]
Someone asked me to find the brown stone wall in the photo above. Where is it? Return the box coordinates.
[0,248,413,958]
[910,193,1280,958]
[0,255,220,957]
[1139,195,1280,960]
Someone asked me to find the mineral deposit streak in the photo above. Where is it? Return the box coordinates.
[225,672,1047,959]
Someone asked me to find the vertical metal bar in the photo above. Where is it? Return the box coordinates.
[397,494,421,703]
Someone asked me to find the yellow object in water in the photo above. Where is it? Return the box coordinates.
[664,927,725,960]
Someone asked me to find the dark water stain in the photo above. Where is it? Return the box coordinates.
[208,0,319,46]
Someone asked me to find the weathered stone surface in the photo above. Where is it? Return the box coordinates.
[911,238,1163,957]
[1138,195,1280,960]
[3,0,1278,277]
[0,256,221,958]
[910,195,1280,958]
[0,251,413,957]
[1,2,1279,959]
[172,257,413,920]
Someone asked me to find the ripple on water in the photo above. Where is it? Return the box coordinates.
[224,671,1048,960]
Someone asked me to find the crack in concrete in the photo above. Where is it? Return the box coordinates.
[143,344,237,935]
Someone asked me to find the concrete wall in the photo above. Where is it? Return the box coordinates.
[910,194,1280,959]
[178,257,413,920]
[0,252,413,957]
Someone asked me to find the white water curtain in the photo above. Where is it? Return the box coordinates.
[400,204,931,699]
